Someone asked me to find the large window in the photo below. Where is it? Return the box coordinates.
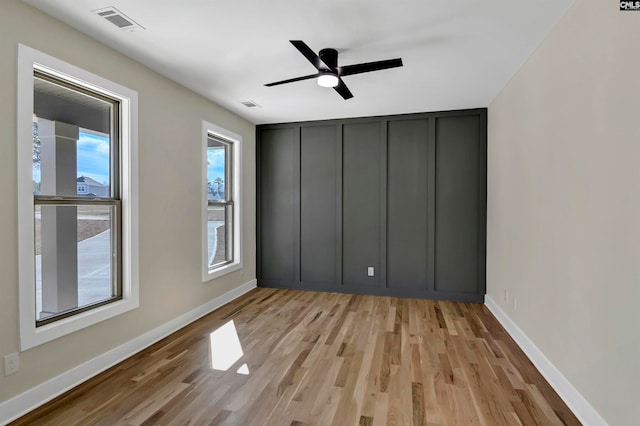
[202,122,242,281]
[32,70,121,326]
[18,45,138,350]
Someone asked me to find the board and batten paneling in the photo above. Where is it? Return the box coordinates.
[387,118,431,291]
[435,115,482,294]
[257,109,486,302]
[300,125,338,285]
[342,122,382,288]
[258,127,297,283]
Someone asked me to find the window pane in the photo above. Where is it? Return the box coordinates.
[34,203,117,322]
[208,204,229,268]
[33,75,113,198]
[207,138,227,202]
[76,131,112,197]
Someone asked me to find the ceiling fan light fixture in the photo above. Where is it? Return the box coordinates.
[317,72,339,88]
[265,40,402,99]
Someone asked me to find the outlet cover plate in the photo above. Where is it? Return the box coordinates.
[4,352,19,376]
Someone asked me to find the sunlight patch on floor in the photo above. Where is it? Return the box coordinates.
[209,320,248,374]
[236,363,250,375]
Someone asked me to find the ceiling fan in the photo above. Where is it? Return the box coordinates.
[265,40,403,100]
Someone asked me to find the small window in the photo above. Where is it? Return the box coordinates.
[207,136,233,268]
[18,44,139,350]
[202,122,242,281]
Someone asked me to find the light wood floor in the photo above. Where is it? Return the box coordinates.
[12,288,580,425]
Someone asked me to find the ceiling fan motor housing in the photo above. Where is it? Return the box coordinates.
[319,48,338,71]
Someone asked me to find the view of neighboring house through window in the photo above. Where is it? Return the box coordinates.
[32,70,121,325]
[207,135,233,269]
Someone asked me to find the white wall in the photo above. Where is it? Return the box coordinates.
[0,0,255,410]
[488,0,640,424]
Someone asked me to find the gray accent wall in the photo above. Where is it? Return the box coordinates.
[342,122,382,288]
[300,125,338,285]
[257,109,486,302]
[258,128,296,282]
[435,115,482,294]
[387,118,430,291]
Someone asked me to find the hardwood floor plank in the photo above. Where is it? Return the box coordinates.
[10,289,581,426]
[208,409,232,426]
[411,382,426,426]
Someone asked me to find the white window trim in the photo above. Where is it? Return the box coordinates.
[17,44,139,351]
[202,120,243,282]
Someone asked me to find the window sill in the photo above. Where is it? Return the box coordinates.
[202,261,242,283]
[19,296,139,351]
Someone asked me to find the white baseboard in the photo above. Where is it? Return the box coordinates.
[484,296,607,426]
[0,279,257,425]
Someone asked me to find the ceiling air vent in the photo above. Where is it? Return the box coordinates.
[241,100,261,108]
[93,7,145,31]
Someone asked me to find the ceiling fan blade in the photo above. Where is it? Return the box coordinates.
[265,73,318,87]
[333,78,353,100]
[338,58,403,77]
[290,40,331,71]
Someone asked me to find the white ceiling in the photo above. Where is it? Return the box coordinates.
[24,0,575,125]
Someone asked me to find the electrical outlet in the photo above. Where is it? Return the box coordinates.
[4,352,19,376]
[504,289,509,302]
[367,266,375,277]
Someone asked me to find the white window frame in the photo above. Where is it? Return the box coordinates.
[17,44,139,351]
[202,121,242,282]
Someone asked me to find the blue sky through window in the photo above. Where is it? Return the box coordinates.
[77,132,110,184]
[33,130,111,185]
[207,147,225,183]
